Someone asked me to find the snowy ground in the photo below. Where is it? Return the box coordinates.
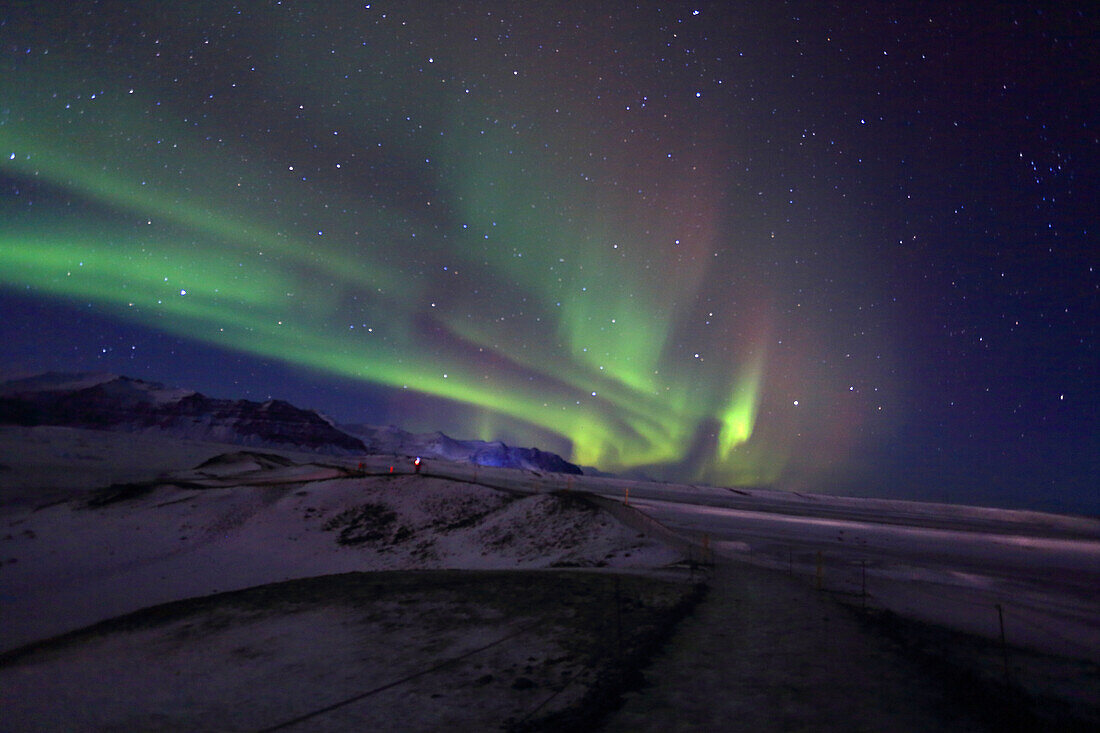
[2,425,1098,728]
[613,495,1100,664]
[0,427,693,730]
[1,571,698,732]
[0,425,336,507]
[410,457,1100,664]
[0,442,678,651]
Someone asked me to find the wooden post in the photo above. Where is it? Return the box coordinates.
[614,576,624,663]
[995,603,1010,686]
[624,487,629,506]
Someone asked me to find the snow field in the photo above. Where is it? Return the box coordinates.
[1,470,679,651]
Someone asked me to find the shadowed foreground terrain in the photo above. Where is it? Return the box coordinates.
[0,570,705,731]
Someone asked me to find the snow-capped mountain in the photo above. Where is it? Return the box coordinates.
[0,373,366,454]
[341,424,584,475]
[0,373,584,473]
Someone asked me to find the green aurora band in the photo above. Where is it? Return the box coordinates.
[0,19,854,485]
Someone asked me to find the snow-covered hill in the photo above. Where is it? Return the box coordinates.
[0,448,677,651]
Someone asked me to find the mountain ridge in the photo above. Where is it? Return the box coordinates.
[341,423,583,475]
[0,372,583,474]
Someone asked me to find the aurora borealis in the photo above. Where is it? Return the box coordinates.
[2,3,1096,512]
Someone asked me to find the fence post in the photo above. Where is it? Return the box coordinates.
[614,576,624,664]
[995,603,1010,686]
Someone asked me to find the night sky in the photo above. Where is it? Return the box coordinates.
[1,2,1096,513]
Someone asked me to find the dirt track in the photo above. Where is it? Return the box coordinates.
[600,561,1100,732]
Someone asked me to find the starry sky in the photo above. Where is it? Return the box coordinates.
[1,2,1096,513]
